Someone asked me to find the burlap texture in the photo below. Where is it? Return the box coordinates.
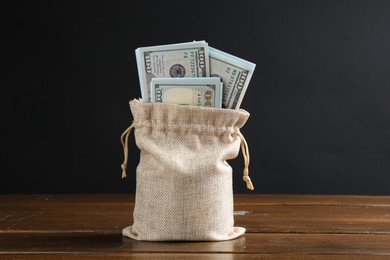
[122,99,250,241]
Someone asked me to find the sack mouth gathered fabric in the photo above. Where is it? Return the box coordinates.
[121,99,253,241]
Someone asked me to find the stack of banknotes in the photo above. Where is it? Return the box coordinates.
[135,41,256,109]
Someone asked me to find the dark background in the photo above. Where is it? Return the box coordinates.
[2,0,390,194]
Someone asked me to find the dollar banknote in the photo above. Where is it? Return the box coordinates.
[135,41,210,102]
[209,46,256,109]
[150,77,222,108]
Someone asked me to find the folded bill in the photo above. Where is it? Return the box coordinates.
[150,77,222,108]
[209,46,256,109]
[135,41,210,102]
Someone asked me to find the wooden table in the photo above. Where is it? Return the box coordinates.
[1,195,390,259]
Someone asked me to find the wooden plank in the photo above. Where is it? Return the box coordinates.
[234,204,390,234]
[234,194,390,206]
[0,199,132,233]
[0,233,390,256]
[1,195,390,258]
[1,195,390,234]
[1,253,389,260]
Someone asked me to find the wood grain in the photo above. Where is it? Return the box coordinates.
[1,194,390,258]
[1,233,390,255]
[2,254,390,260]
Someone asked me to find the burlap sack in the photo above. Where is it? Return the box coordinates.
[120,99,253,241]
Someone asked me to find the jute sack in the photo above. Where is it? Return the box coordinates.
[120,99,253,241]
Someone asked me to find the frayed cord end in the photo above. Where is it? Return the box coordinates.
[121,163,127,179]
[243,170,254,191]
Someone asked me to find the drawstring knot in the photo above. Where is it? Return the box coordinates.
[238,131,254,190]
[120,123,135,178]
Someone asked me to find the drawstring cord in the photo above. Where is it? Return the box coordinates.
[238,131,254,190]
[120,122,253,190]
[120,123,135,178]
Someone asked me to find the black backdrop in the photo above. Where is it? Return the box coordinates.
[2,0,390,194]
